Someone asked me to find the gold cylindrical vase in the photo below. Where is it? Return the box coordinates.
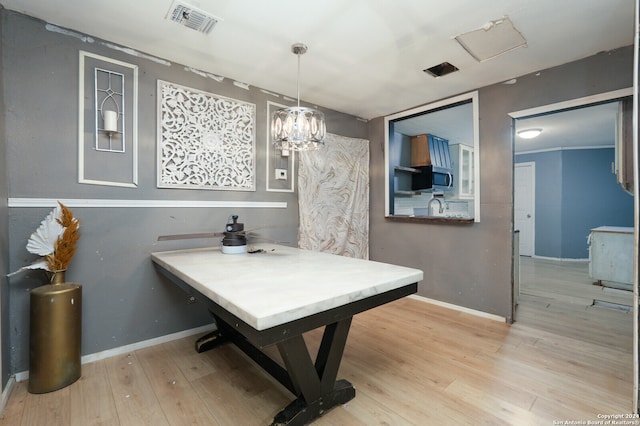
[28,271,82,393]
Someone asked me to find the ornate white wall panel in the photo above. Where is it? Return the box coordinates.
[157,80,256,191]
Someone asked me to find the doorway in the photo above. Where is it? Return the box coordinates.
[511,91,634,298]
[513,98,634,314]
[509,88,635,398]
[513,98,633,255]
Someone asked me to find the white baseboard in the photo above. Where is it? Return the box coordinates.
[14,323,216,383]
[531,255,588,263]
[408,294,506,323]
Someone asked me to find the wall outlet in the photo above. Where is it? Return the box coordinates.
[275,168,287,180]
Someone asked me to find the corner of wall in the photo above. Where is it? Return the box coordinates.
[0,6,12,391]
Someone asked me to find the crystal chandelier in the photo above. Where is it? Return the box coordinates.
[271,43,326,151]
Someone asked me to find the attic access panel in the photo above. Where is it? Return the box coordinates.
[455,17,527,62]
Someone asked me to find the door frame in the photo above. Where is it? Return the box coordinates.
[508,86,636,410]
[632,0,639,413]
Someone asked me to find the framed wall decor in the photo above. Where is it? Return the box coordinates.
[157,80,256,191]
[266,101,295,192]
[78,51,138,188]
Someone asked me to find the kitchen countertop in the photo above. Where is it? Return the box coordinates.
[386,215,474,224]
[590,226,633,234]
[151,244,423,330]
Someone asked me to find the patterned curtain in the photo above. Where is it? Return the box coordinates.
[297,133,370,259]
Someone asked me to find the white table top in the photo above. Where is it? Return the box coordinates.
[151,244,423,331]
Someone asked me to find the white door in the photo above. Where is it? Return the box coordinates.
[514,162,535,257]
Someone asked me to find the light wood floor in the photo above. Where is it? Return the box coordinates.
[519,256,634,308]
[517,256,633,352]
[0,260,633,425]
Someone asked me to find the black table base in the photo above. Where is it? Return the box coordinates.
[197,313,355,425]
[271,379,355,426]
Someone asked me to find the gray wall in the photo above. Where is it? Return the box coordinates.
[1,10,366,375]
[368,46,633,321]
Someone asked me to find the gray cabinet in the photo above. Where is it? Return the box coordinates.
[588,226,633,290]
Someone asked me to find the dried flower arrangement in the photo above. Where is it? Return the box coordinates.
[12,202,80,275]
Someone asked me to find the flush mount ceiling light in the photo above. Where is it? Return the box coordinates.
[271,43,326,151]
[517,128,542,139]
[455,16,527,62]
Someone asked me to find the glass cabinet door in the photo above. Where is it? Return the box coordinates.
[459,145,474,199]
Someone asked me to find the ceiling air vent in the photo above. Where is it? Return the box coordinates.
[166,1,221,34]
[423,62,459,78]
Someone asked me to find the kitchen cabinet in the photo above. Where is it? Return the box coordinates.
[393,165,420,196]
[450,143,474,199]
[589,226,633,290]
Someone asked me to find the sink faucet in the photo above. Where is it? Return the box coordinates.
[428,196,445,214]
